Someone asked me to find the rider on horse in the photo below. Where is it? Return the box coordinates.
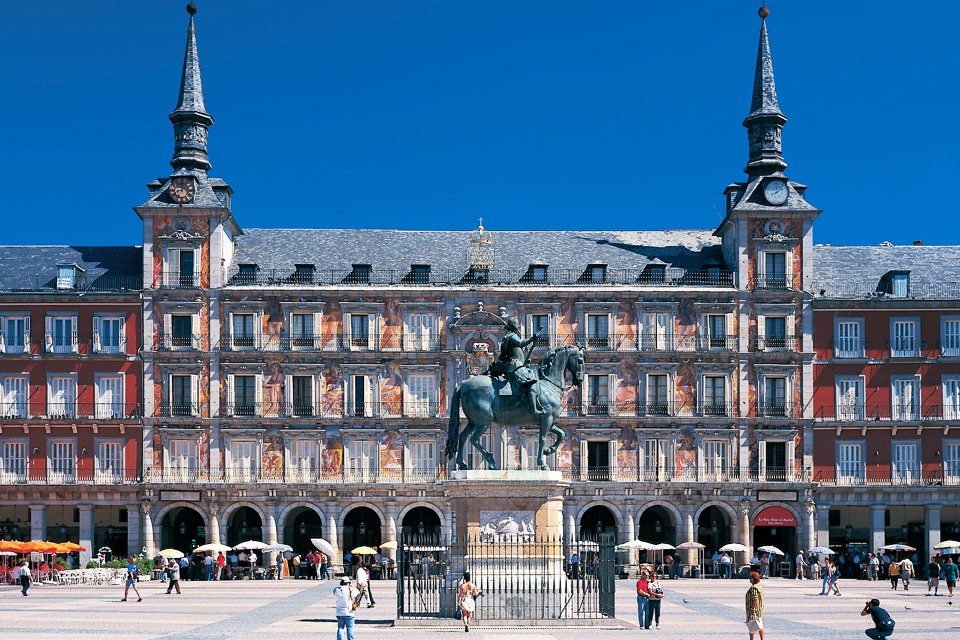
[489,317,545,416]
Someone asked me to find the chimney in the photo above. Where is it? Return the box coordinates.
[913,240,923,246]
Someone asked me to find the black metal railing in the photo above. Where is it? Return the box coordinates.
[832,340,868,359]
[756,335,799,352]
[158,271,201,289]
[816,404,959,422]
[755,271,791,290]
[560,400,736,418]
[696,335,737,351]
[160,334,202,350]
[0,274,142,293]
[0,402,141,421]
[157,403,201,418]
[814,281,960,300]
[757,403,796,418]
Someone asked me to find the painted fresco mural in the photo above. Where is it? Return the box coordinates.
[379,429,403,478]
[323,430,343,477]
[382,363,403,415]
[322,367,343,415]
[617,428,637,476]
[616,361,638,413]
[675,425,697,479]
[262,431,283,481]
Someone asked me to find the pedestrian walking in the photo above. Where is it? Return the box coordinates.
[121,555,142,602]
[887,559,900,590]
[165,558,182,594]
[927,556,941,596]
[356,562,375,608]
[721,551,733,579]
[819,560,833,595]
[457,571,482,633]
[745,571,765,640]
[898,557,913,591]
[216,552,226,580]
[860,598,895,639]
[276,552,284,580]
[829,560,843,596]
[795,550,806,580]
[333,577,361,640]
[636,568,651,628]
[942,557,958,597]
[867,553,879,581]
[645,569,665,630]
[320,552,330,580]
[16,559,31,596]
[204,553,214,580]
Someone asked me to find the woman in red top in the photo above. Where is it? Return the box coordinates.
[636,568,652,628]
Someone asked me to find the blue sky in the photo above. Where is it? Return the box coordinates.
[1,1,956,246]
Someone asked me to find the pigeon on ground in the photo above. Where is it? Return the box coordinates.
[682,599,690,604]
[904,606,911,610]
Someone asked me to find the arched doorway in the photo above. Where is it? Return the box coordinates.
[401,507,442,545]
[343,507,382,553]
[697,506,731,556]
[227,506,263,547]
[283,507,322,556]
[753,505,797,574]
[160,506,206,553]
[579,505,617,541]
[637,506,676,545]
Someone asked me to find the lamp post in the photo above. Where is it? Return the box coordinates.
[298,521,307,537]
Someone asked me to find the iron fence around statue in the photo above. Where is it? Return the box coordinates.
[396,534,615,621]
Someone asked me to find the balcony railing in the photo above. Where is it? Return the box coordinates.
[224,266,735,288]
[217,332,444,353]
[0,468,139,485]
[0,274,142,293]
[217,401,442,419]
[816,404,959,422]
[0,402,141,421]
[142,466,444,485]
[815,468,957,487]
[889,340,922,358]
[0,336,32,355]
[814,281,960,300]
[832,340,867,359]
[756,335,799,352]
[755,271,791,290]
[159,271,201,289]
[757,403,797,418]
[560,465,803,483]
[696,335,737,351]
[561,400,737,418]
[157,403,201,418]
[160,334,202,350]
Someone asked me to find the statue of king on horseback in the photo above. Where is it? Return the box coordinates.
[446,318,584,471]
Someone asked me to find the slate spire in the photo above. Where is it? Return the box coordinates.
[743,6,787,178]
[169,3,214,171]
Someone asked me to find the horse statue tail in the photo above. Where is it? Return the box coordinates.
[445,383,462,460]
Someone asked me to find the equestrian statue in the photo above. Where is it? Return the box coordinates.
[446,318,585,471]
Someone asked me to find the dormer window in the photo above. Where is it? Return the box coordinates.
[235,264,259,285]
[292,264,315,284]
[881,271,910,297]
[407,264,431,284]
[464,267,489,284]
[641,264,666,283]
[580,264,606,284]
[345,264,371,284]
[56,264,83,290]
[531,265,548,283]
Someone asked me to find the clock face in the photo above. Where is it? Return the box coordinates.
[168,177,195,204]
[763,180,789,206]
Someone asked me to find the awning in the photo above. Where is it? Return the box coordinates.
[754,506,797,527]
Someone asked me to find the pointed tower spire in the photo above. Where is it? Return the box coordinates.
[743,5,787,178]
[169,3,214,172]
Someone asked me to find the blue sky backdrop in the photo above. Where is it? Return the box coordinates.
[0,1,955,246]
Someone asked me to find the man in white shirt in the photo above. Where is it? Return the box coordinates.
[333,577,361,640]
[795,550,806,580]
[356,563,375,608]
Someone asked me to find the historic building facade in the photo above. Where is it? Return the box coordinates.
[0,5,956,571]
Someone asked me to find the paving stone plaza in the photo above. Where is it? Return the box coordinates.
[3,577,957,639]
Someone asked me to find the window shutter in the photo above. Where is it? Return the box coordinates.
[166,249,178,285]
[119,316,126,352]
[364,376,373,415]
[92,316,102,352]
[786,439,796,480]
[44,316,52,351]
[191,375,200,416]
[23,316,29,354]
[344,313,352,348]
[0,319,5,353]
[255,374,263,415]
[191,314,199,349]
[758,441,767,481]
[785,250,794,286]
[313,312,323,344]
[284,374,293,416]
[227,374,235,416]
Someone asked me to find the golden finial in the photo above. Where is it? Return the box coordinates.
[758,3,770,19]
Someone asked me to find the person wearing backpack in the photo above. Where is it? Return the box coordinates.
[861,598,895,639]
[122,555,143,602]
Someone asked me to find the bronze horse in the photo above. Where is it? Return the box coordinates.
[446,344,585,471]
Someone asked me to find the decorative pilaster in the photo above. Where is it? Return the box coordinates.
[870,505,887,555]
[78,505,94,567]
[29,504,46,542]
[208,501,221,546]
[384,505,398,562]
[142,503,156,557]
[925,504,942,560]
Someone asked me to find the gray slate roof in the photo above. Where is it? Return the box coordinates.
[0,245,142,291]
[813,245,960,299]
[233,228,726,275]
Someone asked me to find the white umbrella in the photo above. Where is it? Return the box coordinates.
[263,544,293,553]
[193,543,232,553]
[882,543,916,552]
[676,541,705,550]
[934,540,960,549]
[379,540,398,550]
[619,539,654,550]
[233,540,269,551]
[311,538,336,557]
[719,543,748,553]
[807,546,834,555]
[649,543,676,551]
[757,545,785,556]
[158,548,185,559]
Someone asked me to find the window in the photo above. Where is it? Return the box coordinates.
[836,377,865,421]
[170,315,195,349]
[405,374,436,418]
[891,318,919,357]
[290,313,317,349]
[942,318,960,357]
[0,440,27,482]
[835,319,864,358]
[0,315,30,354]
[703,440,728,480]
[943,377,960,420]
[645,374,670,415]
[49,440,76,483]
[945,442,960,483]
[56,264,80,289]
[166,249,197,288]
[170,374,197,416]
[891,376,920,421]
[640,312,672,351]
[891,442,920,483]
[585,314,609,350]
[642,439,670,481]
[763,252,787,288]
[230,375,258,416]
[290,375,314,417]
[406,313,437,351]
[346,264,371,284]
[235,264,259,284]
[167,439,198,480]
[585,374,610,415]
[763,441,788,480]
[229,439,258,482]
[702,375,727,416]
[349,374,375,417]
[588,265,606,284]
[0,376,27,419]
[45,316,77,354]
[95,375,124,419]
[288,439,318,481]
[409,265,431,284]
[529,314,551,348]
[293,264,315,284]
[96,441,123,482]
[348,314,372,350]
[409,439,436,480]
[763,316,787,351]
[836,442,865,484]
[707,314,728,349]
[891,273,910,297]
[641,264,666,283]
[231,313,256,349]
[48,375,76,418]
[348,439,377,481]
[92,316,124,354]
[586,441,610,481]
[762,377,787,417]
[530,265,548,283]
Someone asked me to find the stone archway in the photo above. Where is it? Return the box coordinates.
[400,505,443,545]
[158,503,208,554]
[578,504,618,541]
[342,506,383,553]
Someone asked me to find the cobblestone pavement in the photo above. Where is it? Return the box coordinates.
[3,576,959,639]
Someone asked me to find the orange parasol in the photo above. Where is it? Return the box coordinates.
[52,543,74,554]
[59,542,85,552]
[0,541,27,553]
[29,541,59,554]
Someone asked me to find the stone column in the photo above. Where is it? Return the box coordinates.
[870,505,886,556]
[126,505,142,558]
[816,505,831,548]
[384,505,398,562]
[739,502,752,569]
[626,513,636,566]
[78,505,94,566]
[208,502,221,546]
[804,500,816,551]
[142,503,155,557]
[925,504,942,561]
[29,504,46,541]
[683,509,696,566]
[265,506,279,565]
[326,513,340,565]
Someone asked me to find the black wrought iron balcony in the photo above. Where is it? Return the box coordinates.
[159,271,201,289]
[697,335,737,351]
[758,403,795,418]
[755,271,790,290]
[157,403,201,418]
[832,340,868,359]
[756,335,799,352]
[0,402,141,421]
[160,334,202,350]
[0,274,141,293]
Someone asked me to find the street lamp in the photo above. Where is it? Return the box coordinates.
[900,524,908,539]
[298,521,307,536]
[240,521,248,537]
[179,522,187,536]
[711,521,719,536]
[59,523,67,538]
[594,520,603,536]
[845,524,853,540]
[417,520,426,537]
[359,522,367,541]
[654,519,662,535]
